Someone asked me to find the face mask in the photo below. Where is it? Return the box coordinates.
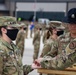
[24,28,27,30]
[57,30,64,36]
[39,28,42,30]
[6,29,19,40]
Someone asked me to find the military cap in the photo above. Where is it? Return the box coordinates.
[0,16,20,27]
[49,21,65,29]
[67,8,76,24]
[63,8,76,24]
[0,17,6,26]
[17,22,26,27]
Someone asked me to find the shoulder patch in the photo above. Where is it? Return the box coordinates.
[69,41,76,49]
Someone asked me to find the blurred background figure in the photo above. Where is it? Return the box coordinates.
[32,24,42,62]
[16,22,26,57]
[30,20,35,38]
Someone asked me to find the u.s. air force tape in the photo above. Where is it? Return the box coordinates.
[69,41,76,49]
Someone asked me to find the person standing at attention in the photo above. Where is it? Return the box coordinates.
[0,16,33,75]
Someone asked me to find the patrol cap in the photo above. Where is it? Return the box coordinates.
[63,8,76,24]
[0,17,6,26]
[0,16,20,27]
[18,22,26,27]
[49,21,65,29]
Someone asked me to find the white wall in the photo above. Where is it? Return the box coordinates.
[68,3,76,10]
[16,2,66,12]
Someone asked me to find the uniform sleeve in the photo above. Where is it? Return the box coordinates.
[40,39,76,70]
[0,50,4,74]
[45,41,59,57]
[40,41,51,57]
[23,65,33,75]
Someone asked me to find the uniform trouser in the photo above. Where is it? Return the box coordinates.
[33,44,40,62]
[17,44,24,57]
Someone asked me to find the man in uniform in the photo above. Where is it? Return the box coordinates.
[16,22,26,57]
[0,16,33,75]
[32,8,76,70]
[33,24,42,62]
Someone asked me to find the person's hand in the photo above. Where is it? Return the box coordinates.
[32,62,41,69]
[31,58,43,69]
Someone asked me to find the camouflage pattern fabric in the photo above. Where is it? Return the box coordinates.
[58,32,73,54]
[33,30,41,61]
[0,38,23,75]
[40,38,76,70]
[42,30,49,44]
[0,16,33,75]
[40,36,59,57]
[0,38,33,75]
[16,29,25,57]
[0,16,21,27]
[23,65,33,75]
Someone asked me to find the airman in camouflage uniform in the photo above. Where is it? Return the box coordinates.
[33,24,41,62]
[16,22,26,57]
[40,26,59,58]
[0,16,33,75]
[32,8,76,71]
[40,22,65,58]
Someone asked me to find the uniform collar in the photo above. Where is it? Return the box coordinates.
[0,38,15,50]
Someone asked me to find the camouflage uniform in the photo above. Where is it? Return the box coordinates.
[58,32,71,53]
[25,24,28,38]
[33,25,41,61]
[40,33,76,69]
[23,21,29,39]
[0,38,33,75]
[16,25,25,57]
[41,22,65,58]
[42,29,49,44]
[40,38,76,70]
[39,8,76,71]
[0,16,33,75]
[40,36,59,57]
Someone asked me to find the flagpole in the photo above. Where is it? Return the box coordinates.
[33,0,37,22]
